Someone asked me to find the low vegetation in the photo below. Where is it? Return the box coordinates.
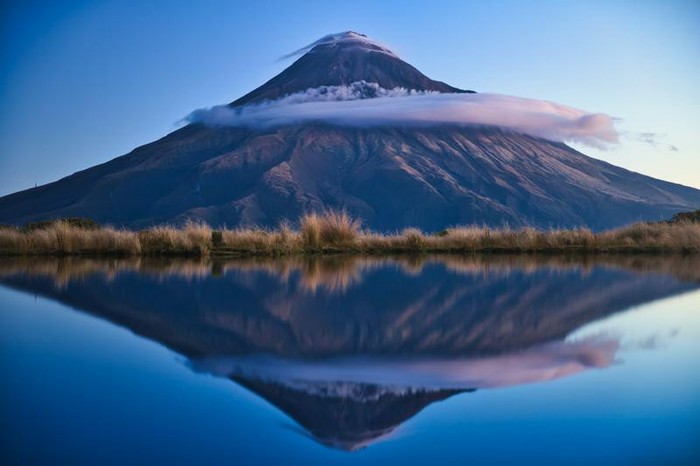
[0,211,699,257]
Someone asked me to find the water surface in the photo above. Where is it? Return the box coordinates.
[1,255,699,464]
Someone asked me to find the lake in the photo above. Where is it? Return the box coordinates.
[1,255,699,464]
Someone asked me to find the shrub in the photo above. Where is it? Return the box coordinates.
[669,209,700,224]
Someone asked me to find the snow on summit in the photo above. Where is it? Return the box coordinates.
[280,31,399,60]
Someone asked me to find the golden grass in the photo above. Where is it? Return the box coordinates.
[300,210,361,249]
[0,221,140,256]
[138,221,212,256]
[0,213,698,257]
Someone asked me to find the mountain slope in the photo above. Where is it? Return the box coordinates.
[1,123,698,230]
[0,31,698,230]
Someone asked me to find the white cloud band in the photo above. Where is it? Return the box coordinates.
[187,84,619,148]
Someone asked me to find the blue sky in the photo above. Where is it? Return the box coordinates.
[1,0,698,196]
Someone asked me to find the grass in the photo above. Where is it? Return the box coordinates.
[301,211,361,249]
[0,221,140,256]
[0,211,699,257]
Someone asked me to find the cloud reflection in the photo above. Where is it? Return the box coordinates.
[192,335,620,392]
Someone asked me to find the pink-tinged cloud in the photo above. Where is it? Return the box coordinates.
[187,83,619,148]
[192,335,620,392]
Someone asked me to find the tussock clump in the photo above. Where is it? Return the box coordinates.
[441,227,487,250]
[0,221,139,255]
[183,222,212,255]
[599,222,700,252]
[300,214,322,249]
[216,222,301,256]
[271,222,301,254]
[301,211,361,249]
[139,221,212,256]
[318,211,361,245]
[221,228,272,253]
[400,228,426,250]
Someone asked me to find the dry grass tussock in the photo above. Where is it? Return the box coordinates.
[0,213,698,257]
[0,221,140,256]
[138,221,212,256]
[220,223,300,255]
[300,211,361,248]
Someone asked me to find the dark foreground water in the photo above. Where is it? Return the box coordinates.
[0,255,699,465]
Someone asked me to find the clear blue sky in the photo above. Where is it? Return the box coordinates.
[1,0,698,196]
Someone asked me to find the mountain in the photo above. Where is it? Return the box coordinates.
[1,31,698,231]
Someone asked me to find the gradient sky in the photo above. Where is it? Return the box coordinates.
[1,0,698,196]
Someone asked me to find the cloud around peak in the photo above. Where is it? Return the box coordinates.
[186,84,619,148]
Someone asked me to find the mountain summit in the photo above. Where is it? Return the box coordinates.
[0,32,698,230]
[231,31,472,106]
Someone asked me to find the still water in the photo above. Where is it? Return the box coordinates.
[0,255,699,464]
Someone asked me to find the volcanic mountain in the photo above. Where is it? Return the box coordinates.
[1,31,698,230]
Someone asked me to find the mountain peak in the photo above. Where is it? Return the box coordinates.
[281,31,399,60]
[230,32,471,106]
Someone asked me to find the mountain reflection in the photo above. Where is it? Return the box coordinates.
[0,255,697,451]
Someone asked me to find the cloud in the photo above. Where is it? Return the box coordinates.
[191,335,620,391]
[255,80,432,103]
[186,84,619,148]
[633,132,679,152]
[639,132,659,145]
[622,328,680,350]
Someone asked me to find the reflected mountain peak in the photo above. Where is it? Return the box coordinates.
[232,376,468,451]
[190,334,618,450]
